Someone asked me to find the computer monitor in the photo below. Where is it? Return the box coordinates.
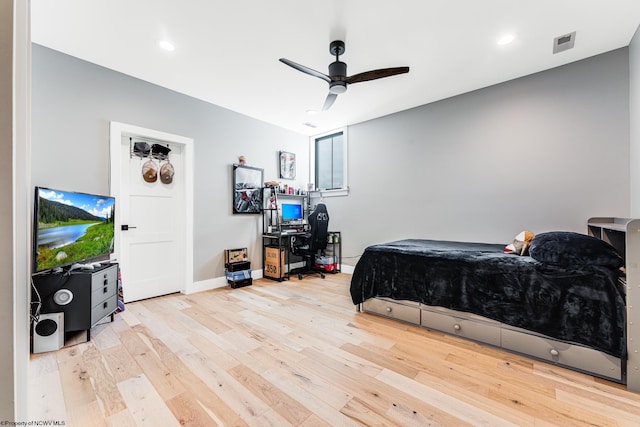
[281,202,303,222]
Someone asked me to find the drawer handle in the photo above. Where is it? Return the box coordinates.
[549,348,559,357]
[104,279,108,285]
[103,301,108,309]
[103,286,108,293]
[453,324,461,331]
[386,307,392,312]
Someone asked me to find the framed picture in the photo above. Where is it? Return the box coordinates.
[233,164,263,214]
[279,151,296,180]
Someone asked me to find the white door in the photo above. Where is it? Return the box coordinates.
[110,123,193,302]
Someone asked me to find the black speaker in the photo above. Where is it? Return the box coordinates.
[32,312,64,353]
[32,271,92,333]
[53,288,74,305]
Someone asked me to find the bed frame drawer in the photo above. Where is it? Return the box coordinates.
[421,308,501,347]
[501,328,623,381]
[361,298,420,324]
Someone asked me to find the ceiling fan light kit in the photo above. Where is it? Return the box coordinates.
[279,40,409,110]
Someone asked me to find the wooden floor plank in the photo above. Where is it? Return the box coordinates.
[165,392,219,427]
[28,367,67,421]
[28,274,640,426]
[228,364,314,426]
[297,345,473,426]
[116,374,181,426]
[79,343,128,417]
[135,324,249,426]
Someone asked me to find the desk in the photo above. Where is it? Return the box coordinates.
[261,231,342,281]
[262,231,305,281]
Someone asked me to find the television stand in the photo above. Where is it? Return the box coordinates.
[31,263,119,349]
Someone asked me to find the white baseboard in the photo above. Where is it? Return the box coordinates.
[341,264,355,274]
[184,277,226,294]
[185,265,352,295]
[185,270,265,294]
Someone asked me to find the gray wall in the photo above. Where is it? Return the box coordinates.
[32,44,309,281]
[328,48,630,264]
[33,45,633,275]
[631,26,640,216]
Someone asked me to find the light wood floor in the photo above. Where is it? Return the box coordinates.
[29,273,640,426]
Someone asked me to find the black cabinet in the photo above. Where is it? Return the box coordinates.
[32,264,118,341]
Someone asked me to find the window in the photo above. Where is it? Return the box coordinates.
[312,130,347,194]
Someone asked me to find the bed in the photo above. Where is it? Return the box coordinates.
[350,232,628,383]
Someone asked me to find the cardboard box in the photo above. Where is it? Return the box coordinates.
[264,246,285,279]
[225,248,248,266]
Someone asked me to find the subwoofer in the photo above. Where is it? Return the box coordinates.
[32,312,64,353]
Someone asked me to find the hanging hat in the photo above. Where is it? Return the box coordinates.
[151,144,171,160]
[160,161,175,184]
[142,159,158,182]
[133,142,151,157]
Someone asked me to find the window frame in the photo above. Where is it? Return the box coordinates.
[308,128,349,197]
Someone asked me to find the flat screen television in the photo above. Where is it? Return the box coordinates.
[32,186,116,273]
[281,202,303,222]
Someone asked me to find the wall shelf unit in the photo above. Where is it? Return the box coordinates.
[588,217,640,391]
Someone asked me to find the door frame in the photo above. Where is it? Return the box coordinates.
[109,121,194,295]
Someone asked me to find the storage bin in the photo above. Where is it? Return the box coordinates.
[229,278,252,289]
[226,269,252,282]
[226,261,251,272]
[315,256,337,272]
[315,262,337,272]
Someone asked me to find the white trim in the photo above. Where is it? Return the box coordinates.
[188,277,228,294]
[13,0,31,420]
[189,270,265,294]
[340,264,355,275]
[109,122,195,295]
[314,188,350,198]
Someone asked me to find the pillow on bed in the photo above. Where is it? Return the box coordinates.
[528,231,623,268]
[504,230,535,255]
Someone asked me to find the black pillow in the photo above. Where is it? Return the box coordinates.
[529,231,623,268]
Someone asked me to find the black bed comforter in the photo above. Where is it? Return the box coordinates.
[350,239,626,358]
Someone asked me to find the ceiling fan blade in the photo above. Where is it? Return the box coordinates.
[279,58,331,83]
[322,93,338,110]
[345,67,410,84]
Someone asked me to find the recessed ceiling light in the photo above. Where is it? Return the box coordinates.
[497,34,516,46]
[306,109,318,115]
[158,40,175,51]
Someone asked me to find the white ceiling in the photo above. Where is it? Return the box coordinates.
[31,1,640,136]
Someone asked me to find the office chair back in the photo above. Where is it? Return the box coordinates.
[308,203,329,251]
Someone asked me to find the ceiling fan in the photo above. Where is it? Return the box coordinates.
[279,40,409,111]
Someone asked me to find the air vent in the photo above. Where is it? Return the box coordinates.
[553,31,576,54]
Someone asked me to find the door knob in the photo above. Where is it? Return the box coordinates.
[121,225,137,231]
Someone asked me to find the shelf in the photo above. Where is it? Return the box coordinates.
[587,222,627,232]
[587,217,640,391]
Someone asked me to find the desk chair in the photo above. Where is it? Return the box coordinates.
[291,203,329,279]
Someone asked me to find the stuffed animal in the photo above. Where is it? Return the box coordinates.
[504,230,535,255]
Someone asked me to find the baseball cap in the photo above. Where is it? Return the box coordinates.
[142,160,158,183]
[160,161,175,184]
[152,144,171,160]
